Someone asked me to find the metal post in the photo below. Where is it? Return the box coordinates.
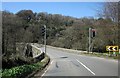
[89,28,91,53]
[44,25,46,54]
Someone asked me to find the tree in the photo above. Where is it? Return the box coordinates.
[16,10,34,22]
[97,2,118,45]
[98,2,118,22]
[2,11,24,55]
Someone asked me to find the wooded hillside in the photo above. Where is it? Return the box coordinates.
[2,2,119,69]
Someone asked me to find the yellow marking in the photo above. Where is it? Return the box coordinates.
[106,46,119,52]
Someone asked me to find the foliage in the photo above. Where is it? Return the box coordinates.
[3,10,118,50]
[2,63,41,78]
[2,8,118,64]
[2,54,36,69]
[2,55,49,78]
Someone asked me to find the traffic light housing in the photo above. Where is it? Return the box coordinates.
[91,29,96,37]
[41,27,45,36]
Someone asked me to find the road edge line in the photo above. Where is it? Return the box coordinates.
[41,60,53,77]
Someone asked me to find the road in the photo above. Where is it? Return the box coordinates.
[34,46,118,77]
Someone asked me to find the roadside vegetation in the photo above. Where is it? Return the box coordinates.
[81,52,119,59]
[48,46,119,60]
[2,55,50,78]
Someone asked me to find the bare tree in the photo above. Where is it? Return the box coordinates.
[98,2,118,22]
[98,2,118,45]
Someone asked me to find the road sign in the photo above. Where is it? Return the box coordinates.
[106,46,119,51]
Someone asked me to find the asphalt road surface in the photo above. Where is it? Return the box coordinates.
[34,46,118,77]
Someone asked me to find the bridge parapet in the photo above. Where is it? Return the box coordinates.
[31,44,43,58]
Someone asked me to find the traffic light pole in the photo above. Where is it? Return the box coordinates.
[88,28,91,53]
[44,25,46,54]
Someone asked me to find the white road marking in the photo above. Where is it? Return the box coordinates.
[76,59,95,75]
[50,60,53,65]
[41,60,54,77]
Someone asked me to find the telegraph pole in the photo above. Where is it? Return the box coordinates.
[44,25,46,54]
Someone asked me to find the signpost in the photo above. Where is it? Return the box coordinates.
[119,49,120,54]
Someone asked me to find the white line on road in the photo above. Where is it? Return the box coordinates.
[41,60,54,77]
[50,60,53,65]
[76,59,95,75]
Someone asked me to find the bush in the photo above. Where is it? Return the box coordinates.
[2,64,40,78]
[2,54,37,69]
[2,55,50,78]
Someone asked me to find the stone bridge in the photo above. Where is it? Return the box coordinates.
[16,43,44,59]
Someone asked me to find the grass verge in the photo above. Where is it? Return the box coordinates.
[80,52,119,60]
[2,55,50,78]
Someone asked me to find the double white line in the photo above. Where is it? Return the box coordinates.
[76,59,95,75]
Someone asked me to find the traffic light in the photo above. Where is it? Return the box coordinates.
[91,29,96,37]
[41,27,45,36]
